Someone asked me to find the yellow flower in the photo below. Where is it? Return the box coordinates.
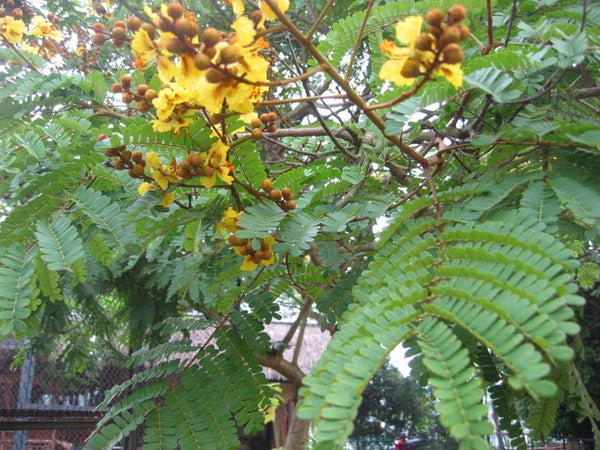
[200,141,234,188]
[138,181,176,207]
[225,0,245,17]
[240,235,276,271]
[29,16,62,41]
[434,63,463,88]
[259,0,290,22]
[217,207,243,233]
[0,16,26,44]
[378,15,427,87]
[152,84,199,134]
[146,152,180,189]
[131,28,178,81]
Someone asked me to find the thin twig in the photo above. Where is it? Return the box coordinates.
[345,0,376,80]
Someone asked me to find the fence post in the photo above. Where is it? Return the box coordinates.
[13,344,36,450]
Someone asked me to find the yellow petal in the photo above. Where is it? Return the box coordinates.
[436,63,463,88]
[395,16,423,47]
[240,255,258,271]
[159,191,176,207]
[379,59,415,86]
[138,182,154,196]
[146,152,162,170]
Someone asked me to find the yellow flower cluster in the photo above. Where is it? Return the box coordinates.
[379,5,469,88]
[127,1,287,134]
[137,152,179,207]
[217,207,277,271]
[0,16,26,44]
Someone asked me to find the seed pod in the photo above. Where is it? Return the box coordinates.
[442,43,464,63]
[167,1,186,19]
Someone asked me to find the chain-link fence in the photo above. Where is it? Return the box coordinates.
[0,336,133,450]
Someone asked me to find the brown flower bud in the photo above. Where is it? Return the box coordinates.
[265,123,277,133]
[250,10,263,25]
[266,112,277,122]
[167,2,186,20]
[126,16,142,31]
[98,134,108,141]
[165,37,187,54]
[111,26,127,41]
[137,99,152,113]
[428,24,444,39]
[111,83,122,93]
[114,158,126,170]
[131,164,145,177]
[132,151,144,162]
[250,118,262,129]
[175,18,199,38]
[145,89,159,102]
[11,8,23,20]
[251,128,263,140]
[121,149,132,160]
[104,147,119,157]
[140,23,156,40]
[457,23,470,40]
[120,74,132,90]
[201,27,221,47]
[92,33,109,45]
[448,5,467,24]
[426,8,444,26]
[219,45,241,65]
[281,187,293,200]
[136,84,148,96]
[122,92,133,104]
[205,68,226,84]
[193,52,212,70]
[414,33,433,52]
[269,189,283,201]
[401,59,422,78]
[189,154,205,167]
[112,20,126,30]
[261,179,273,192]
[441,25,462,45]
[442,43,464,63]
[285,200,296,210]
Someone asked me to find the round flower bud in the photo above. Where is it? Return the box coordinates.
[126,16,142,31]
[426,8,444,26]
[111,83,122,93]
[145,89,159,102]
[269,189,283,201]
[428,24,444,39]
[92,33,109,45]
[261,179,273,192]
[111,26,127,41]
[175,18,199,38]
[121,149,132,160]
[167,2,186,20]
[137,99,152,113]
[132,151,144,162]
[448,5,467,24]
[114,158,126,170]
[251,128,263,140]
[265,123,277,133]
[281,187,293,200]
[121,74,132,90]
[219,45,241,65]
[285,200,297,210]
[122,92,133,104]
[112,20,127,30]
[201,27,221,47]
[165,37,188,54]
[103,147,119,157]
[442,43,464,63]
[193,52,212,70]
[189,154,205,167]
[414,33,433,52]
[205,67,226,84]
[131,163,145,177]
[136,84,149,96]
[441,25,462,45]
[11,8,23,20]
[250,118,262,129]
[266,112,277,122]
[401,59,422,78]
[140,23,156,40]
[250,10,263,25]
[457,23,470,40]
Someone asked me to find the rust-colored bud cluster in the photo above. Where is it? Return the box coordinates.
[0,0,35,21]
[261,178,296,211]
[424,5,469,65]
[229,234,274,265]
[111,74,158,113]
[175,153,216,180]
[248,111,277,140]
[103,145,147,179]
